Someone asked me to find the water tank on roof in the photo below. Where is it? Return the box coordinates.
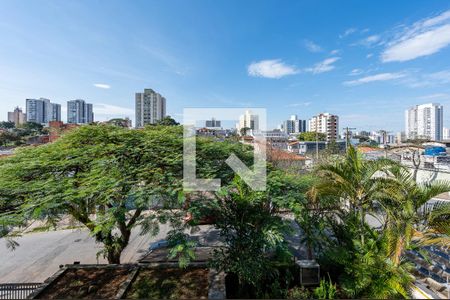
[424,146,446,156]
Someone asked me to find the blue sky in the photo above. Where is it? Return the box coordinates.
[1,0,450,132]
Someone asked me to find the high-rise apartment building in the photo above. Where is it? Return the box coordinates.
[8,107,26,126]
[67,100,94,124]
[405,103,443,141]
[26,98,61,124]
[237,110,259,135]
[282,115,307,135]
[308,113,339,141]
[50,103,61,123]
[135,89,166,128]
[444,127,450,140]
[205,118,221,129]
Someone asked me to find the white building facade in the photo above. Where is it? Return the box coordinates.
[237,110,259,135]
[405,103,443,141]
[135,89,166,128]
[308,113,339,141]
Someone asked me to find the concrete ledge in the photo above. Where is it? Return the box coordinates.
[208,269,226,299]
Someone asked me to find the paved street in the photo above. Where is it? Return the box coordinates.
[0,217,306,284]
[0,224,221,283]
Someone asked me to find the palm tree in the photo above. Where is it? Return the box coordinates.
[315,145,396,244]
[380,166,450,265]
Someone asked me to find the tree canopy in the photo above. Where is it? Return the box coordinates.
[298,131,327,141]
[155,116,179,126]
[0,124,253,263]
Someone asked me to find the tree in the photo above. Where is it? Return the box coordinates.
[320,218,412,298]
[380,166,450,265]
[106,118,131,128]
[18,122,45,136]
[206,172,301,293]
[298,132,327,141]
[316,145,396,245]
[326,140,340,154]
[240,127,251,136]
[0,125,253,264]
[0,121,15,129]
[155,116,179,126]
[0,131,20,146]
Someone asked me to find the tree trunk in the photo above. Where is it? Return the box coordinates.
[412,148,421,182]
[360,207,365,245]
[106,248,122,264]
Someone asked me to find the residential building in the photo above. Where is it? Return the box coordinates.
[48,121,79,142]
[237,110,259,135]
[258,130,288,150]
[205,118,221,129]
[369,131,396,145]
[67,100,94,124]
[308,113,339,141]
[405,103,443,141]
[396,131,406,144]
[288,140,347,155]
[268,147,310,170]
[282,115,307,135]
[357,130,370,137]
[50,103,61,123]
[26,98,61,124]
[444,127,450,140]
[135,88,166,128]
[7,107,26,126]
[288,141,327,155]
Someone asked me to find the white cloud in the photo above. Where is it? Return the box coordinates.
[305,57,340,74]
[354,35,381,47]
[247,59,298,79]
[382,10,450,62]
[340,28,357,38]
[366,53,373,58]
[349,68,363,76]
[402,69,450,87]
[93,83,111,89]
[285,102,312,107]
[330,49,340,55]
[418,93,450,100]
[365,35,380,44]
[343,72,406,86]
[304,40,323,52]
[425,70,450,83]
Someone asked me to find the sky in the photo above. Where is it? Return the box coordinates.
[1,1,450,132]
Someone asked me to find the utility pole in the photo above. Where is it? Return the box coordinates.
[315,127,319,161]
[343,127,356,153]
[380,130,392,158]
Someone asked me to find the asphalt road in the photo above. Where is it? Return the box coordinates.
[0,224,221,283]
[0,217,308,284]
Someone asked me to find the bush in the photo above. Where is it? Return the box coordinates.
[314,275,337,299]
[287,286,312,299]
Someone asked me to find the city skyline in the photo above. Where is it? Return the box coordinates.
[2,1,450,130]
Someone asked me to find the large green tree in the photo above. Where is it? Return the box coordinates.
[0,124,253,263]
[379,166,450,266]
[207,172,301,295]
[0,121,15,129]
[316,146,396,244]
[298,131,327,141]
[155,116,179,126]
